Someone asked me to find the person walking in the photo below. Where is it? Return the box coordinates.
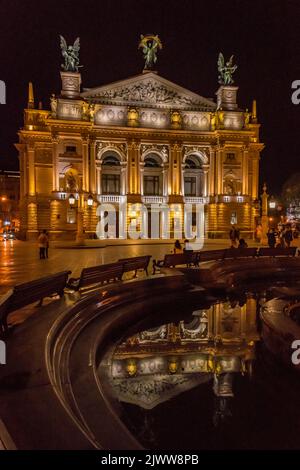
[284,224,293,248]
[38,230,48,259]
[229,225,240,248]
[267,228,276,248]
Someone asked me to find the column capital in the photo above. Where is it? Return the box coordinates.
[128,139,140,151]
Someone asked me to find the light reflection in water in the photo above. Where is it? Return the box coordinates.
[101,284,300,449]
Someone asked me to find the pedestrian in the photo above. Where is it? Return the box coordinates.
[238,238,248,248]
[45,231,49,258]
[38,230,48,259]
[229,225,240,248]
[267,228,276,249]
[173,239,183,254]
[284,224,293,248]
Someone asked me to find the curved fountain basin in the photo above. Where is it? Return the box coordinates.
[2,259,300,449]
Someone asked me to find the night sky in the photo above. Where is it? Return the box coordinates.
[0,0,299,194]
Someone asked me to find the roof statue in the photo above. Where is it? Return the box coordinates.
[139,34,162,71]
[217,53,237,85]
[59,35,82,72]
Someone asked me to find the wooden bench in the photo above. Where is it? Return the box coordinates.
[118,255,151,277]
[223,247,258,259]
[0,270,71,336]
[258,247,297,257]
[153,252,198,274]
[67,262,124,293]
[196,249,227,264]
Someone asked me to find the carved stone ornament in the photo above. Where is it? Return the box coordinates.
[141,143,169,158]
[96,141,127,158]
[183,146,209,159]
[82,74,216,111]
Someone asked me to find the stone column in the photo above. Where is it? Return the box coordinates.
[140,163,144,195]
[128,140,139,194]
[242,146,249,195]
[181,164,185,197]
[176,145,183,196]
[203,165,209,197]
[216,147,224,195]
[96,167,101,195]
[27,144,36,196]
[252,154,259,199]
[89,140,97,194]
[170,144,176,194]
[135,142,140,194]
[52,137,59,191]
[82,138,89,192]
[121,162,127,196]
[170,143,182,196]
[209,147,216,196]
[162,166,169,197]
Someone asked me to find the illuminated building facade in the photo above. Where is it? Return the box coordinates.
[16,63,264,240]
[0,170,20,233]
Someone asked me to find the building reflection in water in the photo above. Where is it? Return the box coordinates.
[107,294,259,428]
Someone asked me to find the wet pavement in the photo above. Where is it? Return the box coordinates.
[0,239,241,295]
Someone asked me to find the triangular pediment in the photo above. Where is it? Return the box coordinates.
[81,72,216,111]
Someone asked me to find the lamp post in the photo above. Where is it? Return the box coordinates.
[68,192,85,245]
[260,183,269,245]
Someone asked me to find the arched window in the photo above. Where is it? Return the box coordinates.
[101,152,121,194]
[143,154,163,196]
[144,154,161,168]
[183,154,204,197]
[185,157,202,169]
[102,155,120,166]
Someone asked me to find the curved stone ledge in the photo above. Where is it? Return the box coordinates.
[1,257,300,449]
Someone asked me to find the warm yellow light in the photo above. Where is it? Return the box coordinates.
[69,194,75,205]
[1,196,6,202]
[168,359,178,374]
[126,360,137,376]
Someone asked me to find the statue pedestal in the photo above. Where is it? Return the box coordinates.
[60,71,81,99]
[216,86,238,110]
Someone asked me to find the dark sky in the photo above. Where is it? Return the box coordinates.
[0,0,299,194]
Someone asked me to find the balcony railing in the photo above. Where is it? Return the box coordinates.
[183,196,207,204]
[141,195,168,204]
[97,195,125,203]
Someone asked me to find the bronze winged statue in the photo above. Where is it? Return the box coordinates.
[139,34,162,71]
[217,53,237,85]
[60,35,82,72]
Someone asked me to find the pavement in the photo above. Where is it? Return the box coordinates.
[0,238,259,296]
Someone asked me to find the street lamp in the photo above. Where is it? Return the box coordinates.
[87,194,93,207]
[269,196,276,209]
[68,193,75,205]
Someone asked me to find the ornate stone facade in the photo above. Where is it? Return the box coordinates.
[16,70,263,240]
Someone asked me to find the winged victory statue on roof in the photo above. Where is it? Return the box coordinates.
[60,35,82,72]
[217,53,237,85]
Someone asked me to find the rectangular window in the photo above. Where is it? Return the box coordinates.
[66,145,77,153]
[226,152,235,162]
[102,174,120,194]
[144,176,160,195]
[184,176,197,196]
